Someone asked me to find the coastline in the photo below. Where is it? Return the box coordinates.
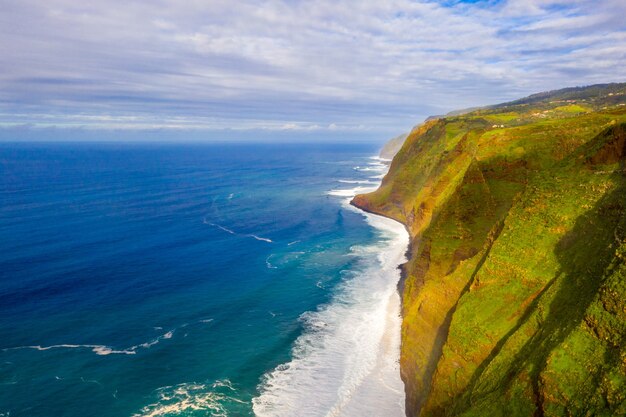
[349,199,413,295]
[253,155,409,417]
[349,157,415,417]
[346,87,626,417]
[340,203,409,417]
[341,158,411,416]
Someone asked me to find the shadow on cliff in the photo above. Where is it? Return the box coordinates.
[435,166,626,416]
[404,155,525,417]
[402,123,626,417]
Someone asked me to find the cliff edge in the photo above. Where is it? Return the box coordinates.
[353,83,626,416]
[380,132,410,160]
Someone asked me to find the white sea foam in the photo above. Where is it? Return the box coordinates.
[326,185,378,198]
[369,156,392,163]
[266,255,278,269]
[249,234,273,243]
[133,380,243,417]
[253,156,408,417]
[337,179,377,185]
[265,252,306,269]
[353,164,387,172]
[204,218,273,243]
[203,219,237,235]
[351,159,390,178]
[126,329,175,351]
[2,344,136,356]
[3,329,176,356]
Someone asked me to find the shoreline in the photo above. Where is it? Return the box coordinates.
[253,155,409,417]
[349,199,413,295]
[345,159,411,417]
[349,157,413,417]
[342,192,409,417]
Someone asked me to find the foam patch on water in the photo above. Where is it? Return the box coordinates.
[369,156,392,163]
[253,156,408,417]
[265,252,306,270]
[2,344,137,356]
[203,219,273,243]
[3,329,176,356]
[352,161,387,173]
[326,185,378,198]
[203,220,236,235]
[337,180,377,185]
[133,380,244,417]
[249,234,273,243]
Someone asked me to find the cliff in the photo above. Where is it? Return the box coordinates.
[352,83,626,416]
[380,132,410,160]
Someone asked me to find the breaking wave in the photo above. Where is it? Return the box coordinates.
[252,157,408,417]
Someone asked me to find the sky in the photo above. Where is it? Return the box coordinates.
[1,0,625,142]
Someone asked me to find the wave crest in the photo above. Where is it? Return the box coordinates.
[253,156,407,417]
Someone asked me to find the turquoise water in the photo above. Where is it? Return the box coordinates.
[0,142,406,417]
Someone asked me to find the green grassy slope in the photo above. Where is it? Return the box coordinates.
[352,83,626,417]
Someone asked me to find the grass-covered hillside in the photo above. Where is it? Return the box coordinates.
[352,83,626,417]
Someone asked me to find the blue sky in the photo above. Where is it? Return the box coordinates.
[1,0,625,142]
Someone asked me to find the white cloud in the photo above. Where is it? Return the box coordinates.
[0,0,624,138]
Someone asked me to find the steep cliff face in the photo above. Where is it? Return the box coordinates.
[380,132,410,160]
[353,83,626,416]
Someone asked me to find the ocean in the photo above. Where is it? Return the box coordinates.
[0,142,407,417]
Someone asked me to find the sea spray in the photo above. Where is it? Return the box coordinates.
[253,159,408,417]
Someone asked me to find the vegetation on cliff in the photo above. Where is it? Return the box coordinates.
[353,83,626,416]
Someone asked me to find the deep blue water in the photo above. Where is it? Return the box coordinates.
[0,142,387,417]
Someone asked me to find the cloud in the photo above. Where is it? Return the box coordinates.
[0,0,624,139]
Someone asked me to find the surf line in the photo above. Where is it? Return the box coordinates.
[252,156,408,417]
[203,218,273,243]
